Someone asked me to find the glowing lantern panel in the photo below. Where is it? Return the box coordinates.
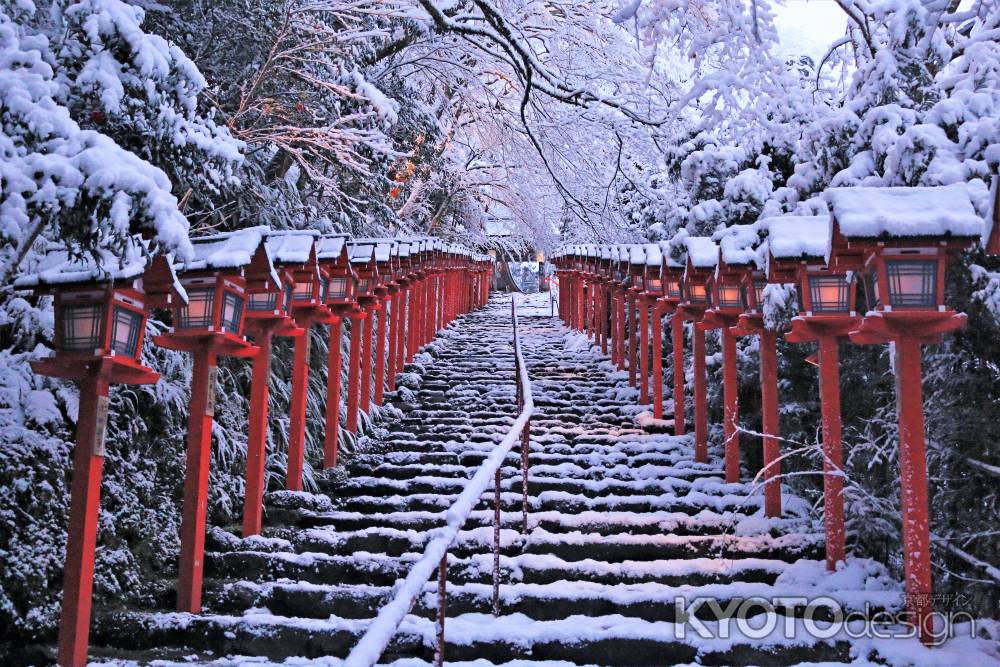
[718,283,743,309]
[807,275,850,313]
[178,289,215,329]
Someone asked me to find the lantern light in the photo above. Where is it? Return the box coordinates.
[826,185,985,645]
[317,233,356,310]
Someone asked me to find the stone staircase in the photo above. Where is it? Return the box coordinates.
[86,294,909,666]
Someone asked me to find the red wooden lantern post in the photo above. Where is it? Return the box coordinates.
[239,229,304,536]
[17,246,177,667]
[584,244,598,345]
[153,234,264,613]
[406,241,427,364]
[398,241,418,375]
[316,234,356,468]
[731,223,783,518]
[346,241,382,431]
[828,186,983,644]
[597,248,611,354]
[702,226,760,484]
[611,246,628,367]
[266,231,333,491]
[575,246,587,332]
[640,244,665,414]
[372,240,395,407]
[678,236,717,464]
[386,242,409,391]
[656,242,687,433]
[626,246,642,388]
[767,215,859,572]
[628,245,650,401]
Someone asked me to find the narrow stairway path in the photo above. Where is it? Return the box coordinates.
[89,293,940,667]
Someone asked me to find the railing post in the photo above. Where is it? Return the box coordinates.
[435,553,447,667]
[521,416,530,535]
[492,467,502,616]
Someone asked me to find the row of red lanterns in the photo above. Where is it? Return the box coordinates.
[552,185,988,646]
[16,230,494,667]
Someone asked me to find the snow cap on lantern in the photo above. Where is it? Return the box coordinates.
[597,245,612,280]
[642,243,663,297]
[627,244,646,291]
[15,239,182,383]
[711,223,764,313]
[348,240,380,300]
[826,185,983,314]
[266,229,325,308]
[761,214,853,316]
[680,236,718,307]
[169,227,281,338]
[316,233,356,309]
[658,240,685,303]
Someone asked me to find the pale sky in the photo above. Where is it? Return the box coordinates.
[773,0,850,62]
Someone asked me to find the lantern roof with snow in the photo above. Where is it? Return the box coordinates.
[826,185,983,241]
[316,233,350,263]
[643,243,662,267]
[181,226,281,291]
[628,244,645,265]
[760,215,831,263]
[713,224,762,270]
[16,236,190,310]
[265,229,320,266]
[683,236,719,270]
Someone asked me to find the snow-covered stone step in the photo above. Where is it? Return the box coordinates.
[92,609,861,666]
[205,570,898,625]
[329,472,741,500]
[323,489,765,516]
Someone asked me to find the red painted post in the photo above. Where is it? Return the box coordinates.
[177,346,218,613]
[360,305,375,415]
[759,329,782,518]
[590,280,598,341]
[894,337,935,644]
[639,300,650,403]
[374,298,389,406]
[693,326,708,463]
[243,327,273,536]
[396,286,409,372]
[324,316,343,468]
[576,278,585,332]
[672,315,686,436]
[346,310,365,433]
[387,290,401,391]
[722,327,740,483]
[600,284,609,354]
[628,292,638,386]
[407,279,419,363]
[651,303,664,419]
[425,276,436,343]
[818,335,846,571]
[615,291,626,367]
[610,291,618,362]
[56,366,111,667]
[286,326,311,492]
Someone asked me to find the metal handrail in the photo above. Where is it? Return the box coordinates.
[343,296,534,667]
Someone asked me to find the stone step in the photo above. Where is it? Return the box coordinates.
[204,577,893,624]
[90,609,856,666]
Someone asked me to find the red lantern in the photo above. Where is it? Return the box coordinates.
[828,186,983,645]
[266,230,333,491]
[238,229,303,537]
[15,242,175,667]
